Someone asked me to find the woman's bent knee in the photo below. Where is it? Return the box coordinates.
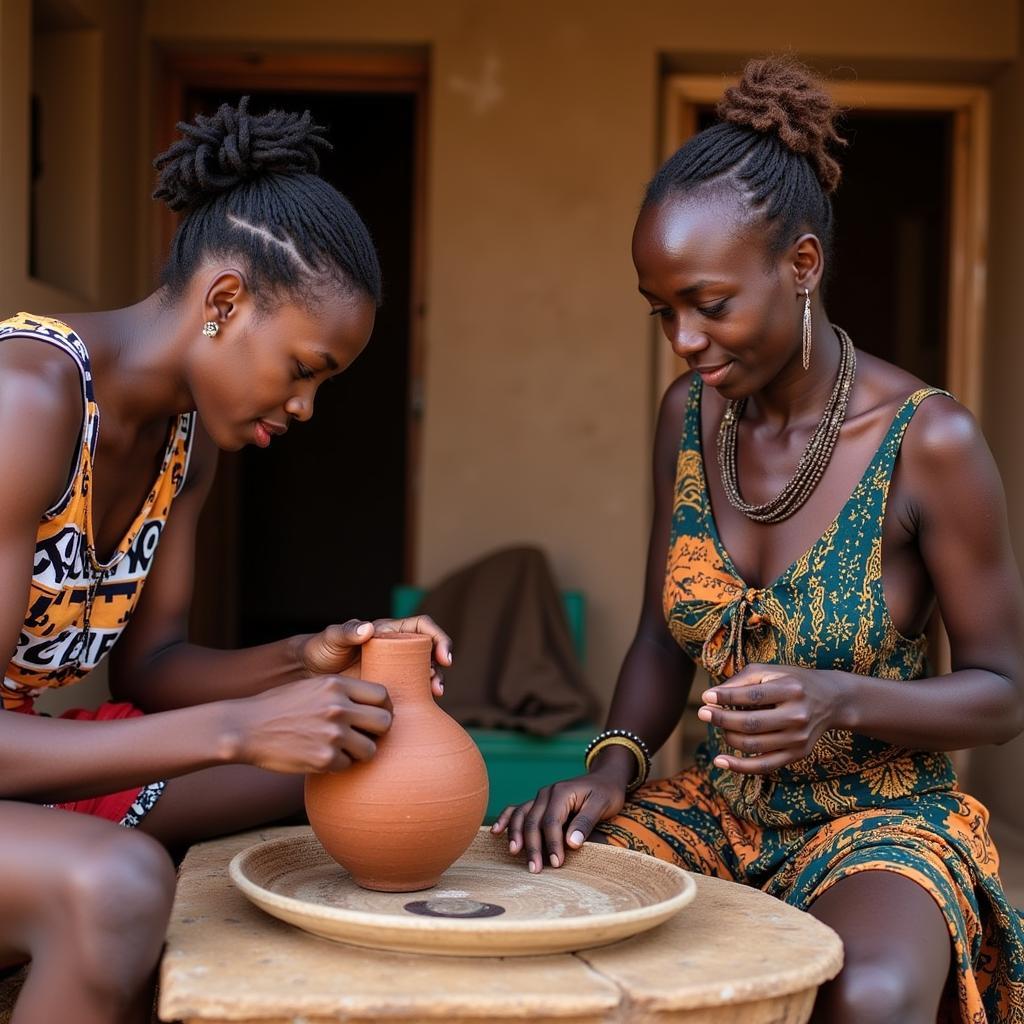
[58,829,175,988]
[821,961,930,1024]
[64,828,175,929]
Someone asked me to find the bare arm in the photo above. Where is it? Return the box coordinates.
[588,374,696,787]
[702,397,1024,772]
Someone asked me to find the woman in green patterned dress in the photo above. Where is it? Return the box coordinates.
[495,57,1024,1023]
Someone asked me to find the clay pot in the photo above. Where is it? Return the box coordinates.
[304,633,489,892]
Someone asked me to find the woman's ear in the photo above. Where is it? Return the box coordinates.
[203,268,249,327]
[790,233,824,294]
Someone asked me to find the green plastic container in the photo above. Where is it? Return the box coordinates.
[390,584,596,822]
[469,725,593,822]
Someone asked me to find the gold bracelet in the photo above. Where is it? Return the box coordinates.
[584,736,649,792]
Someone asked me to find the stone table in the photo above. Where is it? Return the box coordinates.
[158,827,843,1024]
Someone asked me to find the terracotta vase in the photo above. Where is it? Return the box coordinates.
[304,633,489,892]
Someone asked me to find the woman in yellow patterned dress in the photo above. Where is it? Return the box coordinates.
[0,101,450,1023]
[496,58,1024,1023]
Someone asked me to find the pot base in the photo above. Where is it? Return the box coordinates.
[351,874,440,893]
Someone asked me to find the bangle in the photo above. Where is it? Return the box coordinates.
[584,731,652,792]
[584,728,652,764]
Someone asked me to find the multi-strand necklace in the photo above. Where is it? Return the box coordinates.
[716,326,857,524]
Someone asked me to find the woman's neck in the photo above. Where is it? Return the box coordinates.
[743,320,845,432]
[60,292,195,430]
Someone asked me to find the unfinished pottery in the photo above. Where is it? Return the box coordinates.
[304,633,488,891]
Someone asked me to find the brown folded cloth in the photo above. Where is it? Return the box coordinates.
[416,547,599,736]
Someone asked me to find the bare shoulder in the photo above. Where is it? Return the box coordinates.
[0,339,82,438]
[853,350,971,448]
[896,388,1001,526]
[900,390,984,470]
[0,333,82,385]
[0,340,84,513]
[850,349,930,414]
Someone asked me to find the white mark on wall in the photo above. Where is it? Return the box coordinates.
[449,54,504,114]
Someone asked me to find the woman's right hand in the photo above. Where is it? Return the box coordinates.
[224,674,393,774]
[491,767,628,873]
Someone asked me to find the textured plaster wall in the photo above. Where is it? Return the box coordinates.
[969,7,1024,833]
[142,0,1018,706]
[0,0,142,313]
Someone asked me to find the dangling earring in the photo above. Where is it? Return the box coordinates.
[202,320,220,338]
[802,289,812,370]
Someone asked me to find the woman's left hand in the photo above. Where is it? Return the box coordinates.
[697,664,845,774]
[300,616,453,698]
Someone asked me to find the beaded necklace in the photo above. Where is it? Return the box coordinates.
[716,326,856,524]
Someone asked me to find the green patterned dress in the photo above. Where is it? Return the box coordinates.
[599,377,1024,1023]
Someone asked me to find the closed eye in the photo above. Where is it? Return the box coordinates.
[648,307,672,320]
[295,362,315,381]
[698,300,728,319]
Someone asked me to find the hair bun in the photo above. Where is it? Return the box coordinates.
[717,56,846,193]
[153,96,331,212]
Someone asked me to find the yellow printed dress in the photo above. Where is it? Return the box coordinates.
[599,377,1024,1023]
[0,312,195,826]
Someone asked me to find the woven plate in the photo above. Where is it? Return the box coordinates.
[229,827,696,957]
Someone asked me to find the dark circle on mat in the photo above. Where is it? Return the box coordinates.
[403,898,506,919]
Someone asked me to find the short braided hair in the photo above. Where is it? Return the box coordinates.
[645,56,846,263]
[153,96,381,306]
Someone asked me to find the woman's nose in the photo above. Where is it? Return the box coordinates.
[670,325,709,359]
[285,392,314,422]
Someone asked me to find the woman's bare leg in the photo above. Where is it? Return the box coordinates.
[809,869,952,1024]
[0,801,175,1024]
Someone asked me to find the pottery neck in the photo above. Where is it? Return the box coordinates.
[360,634,433,708]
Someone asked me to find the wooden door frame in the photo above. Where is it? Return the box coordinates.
[153,47,429,645]
[657,75,991,417]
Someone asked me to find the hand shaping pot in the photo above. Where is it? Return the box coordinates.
[305,633,489,892]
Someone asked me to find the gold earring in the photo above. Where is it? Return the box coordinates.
[202,320,220,338]
[802,289,811,370]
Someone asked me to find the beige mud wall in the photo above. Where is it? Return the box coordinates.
[0,0,143,312]
[143,0,1018,709]
[970,7,1024,835]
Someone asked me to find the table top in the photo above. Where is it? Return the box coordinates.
[159,827,843,1024]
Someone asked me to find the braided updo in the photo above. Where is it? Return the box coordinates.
[154,96,382,306]
[645,56,846,262]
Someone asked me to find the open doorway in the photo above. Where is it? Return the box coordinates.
[156,54,427,647]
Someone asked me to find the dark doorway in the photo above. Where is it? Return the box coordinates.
[696,108,952,386]
[183,86,420,646]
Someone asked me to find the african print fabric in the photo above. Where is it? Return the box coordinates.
[0,312,195,711]
[600,376,1024,1023]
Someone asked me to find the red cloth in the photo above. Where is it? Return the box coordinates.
[14,700,153,823]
